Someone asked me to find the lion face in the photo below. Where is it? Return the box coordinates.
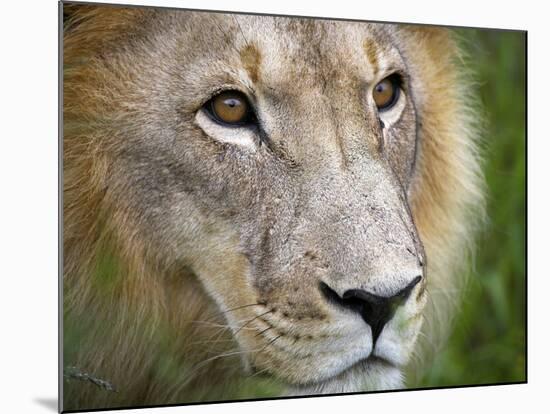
[80,13,428,391]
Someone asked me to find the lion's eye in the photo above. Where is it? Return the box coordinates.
[373,76,400,111]
[205,90,253,126]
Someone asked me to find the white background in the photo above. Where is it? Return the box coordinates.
[0,0,546,413]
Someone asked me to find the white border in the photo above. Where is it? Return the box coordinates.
[0,0,546,413]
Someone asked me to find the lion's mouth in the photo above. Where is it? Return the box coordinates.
[281,353,404,395]
[247,346,400,389]
[331,353,399,379]
[364,354,399,368]
[238,290,414,388]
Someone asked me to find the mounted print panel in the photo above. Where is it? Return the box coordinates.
[61,2,526,412]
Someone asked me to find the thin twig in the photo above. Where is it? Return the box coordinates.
[63,366,118,393]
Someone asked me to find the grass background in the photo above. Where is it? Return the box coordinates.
[417,28,526,387]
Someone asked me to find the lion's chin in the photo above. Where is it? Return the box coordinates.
[286,357,404,395]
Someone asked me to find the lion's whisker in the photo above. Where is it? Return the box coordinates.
[186,338,238,347]
[248,365,272,379]
[204,303,266,322]
[187,320,255,331]
[255,326,273,337]
[234,310,273,335]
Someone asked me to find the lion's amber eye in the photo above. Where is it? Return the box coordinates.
[207,90,252,125]
[373,76,400,111]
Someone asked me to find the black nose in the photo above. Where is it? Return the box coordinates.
[320,276,422,345]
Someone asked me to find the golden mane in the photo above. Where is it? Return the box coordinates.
[403,27,485,368]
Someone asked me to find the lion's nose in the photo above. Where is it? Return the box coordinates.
[320,276,422,345]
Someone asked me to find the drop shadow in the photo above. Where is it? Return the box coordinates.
[34,397,58,412]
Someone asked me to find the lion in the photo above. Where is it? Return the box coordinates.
[62,3,484,411]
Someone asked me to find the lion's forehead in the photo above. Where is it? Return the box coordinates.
[164,13,402,85]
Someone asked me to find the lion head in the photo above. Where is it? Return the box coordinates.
[62,4,483,410]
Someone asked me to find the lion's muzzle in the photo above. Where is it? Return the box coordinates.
[319,275,422,345]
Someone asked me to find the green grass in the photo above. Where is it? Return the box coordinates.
[418,28,526,387]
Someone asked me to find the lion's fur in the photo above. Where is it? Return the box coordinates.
[400,27,485,375]
[62,5,484,411]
